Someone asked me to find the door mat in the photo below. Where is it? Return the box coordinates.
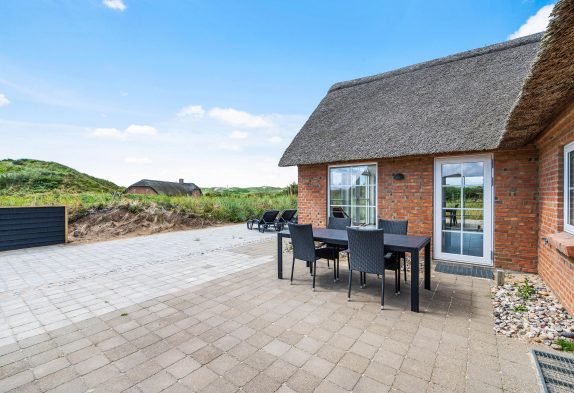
[434,261,492,279]
[532,349,574,393]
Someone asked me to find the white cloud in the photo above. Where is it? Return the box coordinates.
[89,124,156,140]
[177,105,205,118]
[91,127,127,140]
[229,131,249,140]
[208,107,272,128]
[269,136,282,144]
[125,124,157,136]
[124,156,152,165]
[103,0,126,11]
[509,4,554,40]
[0,93,10,107]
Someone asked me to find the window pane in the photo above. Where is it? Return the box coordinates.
[442,186,461,208]
[329,165,376,226]
[463,233,483,257]
[463,162,484,186]
[442,164,461,186]
[463,209,483,232]
[463,186,483,209]
[442,231,461,254]
[442,209,461,230]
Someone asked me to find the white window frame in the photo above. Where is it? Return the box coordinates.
[327,162,378,227]
[564,142,574,234]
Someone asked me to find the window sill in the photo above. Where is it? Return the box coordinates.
[547,232,574,257]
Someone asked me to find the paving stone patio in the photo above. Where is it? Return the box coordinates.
[0,225,544,392]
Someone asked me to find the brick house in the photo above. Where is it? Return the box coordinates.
[279,1,574,313]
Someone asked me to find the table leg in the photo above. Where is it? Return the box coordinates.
[424,243,431,290]
[277,236,283,279]
[410,249,419,312]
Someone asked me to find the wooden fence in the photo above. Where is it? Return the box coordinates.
[0,206,68,252]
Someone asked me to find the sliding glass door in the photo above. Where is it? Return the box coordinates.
[328,164,377,226]
[434,156,492,265]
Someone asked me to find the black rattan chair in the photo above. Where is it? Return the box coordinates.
[247,210,280,232]
[275,209,298,231]
[346,227,400,309]
[325,216,351,279]
[378,219,409,282]
[288,223,338,289]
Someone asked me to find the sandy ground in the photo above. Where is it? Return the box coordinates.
[68,205,229,243]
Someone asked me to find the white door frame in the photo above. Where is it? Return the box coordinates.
[433,154,493,265]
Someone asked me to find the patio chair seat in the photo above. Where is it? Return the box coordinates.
[378,219,409,282]
[347,227,401,309]
[288,223,339,289]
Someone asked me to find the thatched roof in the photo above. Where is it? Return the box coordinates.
[279,34,542,167]
[503,0,574,146]
[127,179,201,196]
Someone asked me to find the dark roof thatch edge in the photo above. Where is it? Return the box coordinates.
[127,179,201,195]
[329,33,543,94]
[503,0,574,146]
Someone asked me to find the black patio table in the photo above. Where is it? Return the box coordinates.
[277,228,431,312]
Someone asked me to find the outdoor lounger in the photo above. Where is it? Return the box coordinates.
[247,210,280,232]
[274,209,298,231]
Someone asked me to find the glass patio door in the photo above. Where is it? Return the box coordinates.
[434,156,492,265]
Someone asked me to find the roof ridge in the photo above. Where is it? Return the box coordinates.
[328,32,543,93]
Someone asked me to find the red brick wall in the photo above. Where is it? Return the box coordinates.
[493,146,539,272]
[536,101,574,314]
[297,151,539,272]
[377,157,434,237]
[297,165,327,227]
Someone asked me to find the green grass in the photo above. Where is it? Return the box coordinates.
[514,305,527,313]
[555,338,574,352]
[0,159,122,194]
[0,159,298,223]
[0,192,297,222]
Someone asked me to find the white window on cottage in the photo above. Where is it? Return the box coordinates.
[564,142,574,234]
[328,164,377,226]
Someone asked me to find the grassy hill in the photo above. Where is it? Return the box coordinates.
[0,159,123,195]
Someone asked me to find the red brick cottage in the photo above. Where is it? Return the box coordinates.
[279,1,574,313]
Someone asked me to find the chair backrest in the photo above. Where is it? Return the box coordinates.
[378,219,408,235]
[262,210,280,222]
[328,216,351,230]
[280,209,297,222]
[347,227,386,275]
[288,223,316,262]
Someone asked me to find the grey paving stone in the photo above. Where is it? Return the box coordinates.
[326,365,361,390]
[0,233,544,393]
[137,370,177,393]
[0,370,34,393]
[224,362,259,386]
[180,366,218,391]
[32,357,70,379]
[263,358,298,383]
[286,369,322,393]
[353,376,391,393]
[166,356,201,379]
[242,372,281,393]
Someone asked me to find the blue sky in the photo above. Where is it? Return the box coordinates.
[0,0,555,187]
